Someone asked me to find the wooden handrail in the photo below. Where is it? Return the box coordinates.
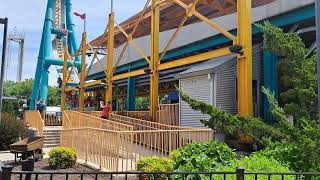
[24,110,45,136]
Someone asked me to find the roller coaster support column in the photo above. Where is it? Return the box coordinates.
[79,32,87,112]
[30,0,54,109]
[237,0,253,116]
[61,46,69,111]
[150,0,160,120]
[106,12,115,105]
[65,0,80,60]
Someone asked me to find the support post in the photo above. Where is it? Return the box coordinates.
[236,167,245,180]
[127,76,136,111]
[79,32,87,112]
[0,17,8,122]
[316,0,320,114]
[106,12,115,105]
[237,0,253,116]
[1,165,13,180]
[40,67,49,106]
[61,46,69,111]
[150,0,160,120]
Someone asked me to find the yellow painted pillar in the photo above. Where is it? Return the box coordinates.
[106,12,115,106]
[237,0,253,116]
[79,32,87,112]
[61,45,69,111]
[150,0,160,120]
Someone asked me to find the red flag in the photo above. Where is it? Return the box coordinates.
[74,12,86,20]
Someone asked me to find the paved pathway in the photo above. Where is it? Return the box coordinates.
[0,148,52,161]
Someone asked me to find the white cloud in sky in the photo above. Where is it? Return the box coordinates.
[0,0,148,86]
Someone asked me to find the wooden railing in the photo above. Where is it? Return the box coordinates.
[61,110,213,171]
[109,113,194,131]
[64,111,133,131]
[157,104,179,126]
[61,127,213,171]
[44,111,62,126]
[24,110,45,136]
[114,104,180,126]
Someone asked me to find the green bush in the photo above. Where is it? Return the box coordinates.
[137,156,174,172]
[0,113,27,150]
[217,154,293,180]
[48,147,77,169]
[170,141,236,172]
[137,156,174,180]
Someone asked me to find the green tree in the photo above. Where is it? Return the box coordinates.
[257,22,318,121]
[2,79,61,114]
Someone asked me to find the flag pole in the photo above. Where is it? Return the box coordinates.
[84,17,86,33]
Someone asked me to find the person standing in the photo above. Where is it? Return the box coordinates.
[100,101,111,119]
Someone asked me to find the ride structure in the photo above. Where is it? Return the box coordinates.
[30,0,81,109]
[6,28,25,82]
[62,0,253,118]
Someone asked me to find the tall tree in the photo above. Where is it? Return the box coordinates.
[258,22,318,122]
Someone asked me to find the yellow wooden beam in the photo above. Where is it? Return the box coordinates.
[79,32,88,112]
[237,0,253,116]
[171,0,237,42]
[61,45,69,111]
[150,0,160,120]
[112,69,145,81]
[106,12,115,104]
[159,46,231,70]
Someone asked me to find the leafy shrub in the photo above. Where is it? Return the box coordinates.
[170,141,236,172]
[48,147,77,169]
[217,154,294,180]
[137,156,174,180]
[0,113,27,150]
[137,156,174,172]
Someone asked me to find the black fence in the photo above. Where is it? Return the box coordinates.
[2,166,320,180]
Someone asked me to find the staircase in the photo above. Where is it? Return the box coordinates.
[43,126,62,148]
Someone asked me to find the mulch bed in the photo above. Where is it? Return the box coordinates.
[3,159,112,180]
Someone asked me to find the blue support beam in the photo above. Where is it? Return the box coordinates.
[40,68,49,106]
[263,51,279,123]
[65,0,80,62]
[30,0,54,109]
[44,58,81,68]
[127,76,136,111]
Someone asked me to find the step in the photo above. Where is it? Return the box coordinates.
[44,143,60,148]
[44,132,61,135]
[44,141,60,145]
[44,130,61,134]
[44,137,60,141]
[44,134,61,138]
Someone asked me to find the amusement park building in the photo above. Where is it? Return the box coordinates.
[85,0,315,125]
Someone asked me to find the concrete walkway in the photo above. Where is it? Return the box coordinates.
[0,148,52,161]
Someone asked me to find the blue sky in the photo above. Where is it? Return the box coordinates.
[0,0,147,86]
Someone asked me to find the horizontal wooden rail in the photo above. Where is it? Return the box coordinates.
[63,111,133,131]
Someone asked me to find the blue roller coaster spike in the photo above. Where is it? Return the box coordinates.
[30,0,81,110]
